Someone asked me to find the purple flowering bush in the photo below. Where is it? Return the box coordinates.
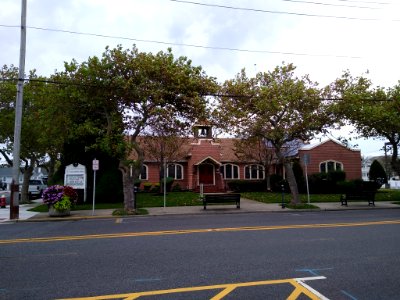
[42,185,78,211]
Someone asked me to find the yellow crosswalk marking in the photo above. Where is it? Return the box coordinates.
[58,276,328,300]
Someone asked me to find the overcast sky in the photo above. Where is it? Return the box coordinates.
[1,0,399,156]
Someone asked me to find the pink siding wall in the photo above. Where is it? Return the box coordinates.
[299,140,362,180]
[140,139,362,191]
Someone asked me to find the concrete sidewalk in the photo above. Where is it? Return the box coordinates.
[145,199,400,216]
[1,198,399,223]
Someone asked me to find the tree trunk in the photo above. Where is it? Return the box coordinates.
[20,166,34,204]
[390,142,400,177]
[284,161,300,205]
[47,153,58,183]
[275,148,300,205]
[119,162,135,212]
[265,174,271,191]
[119,138,145,212]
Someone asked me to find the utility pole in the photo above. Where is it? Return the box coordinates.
[10,0,27,220]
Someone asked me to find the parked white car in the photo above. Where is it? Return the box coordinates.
[27,179,47,199]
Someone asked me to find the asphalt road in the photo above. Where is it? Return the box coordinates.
[0,209,399,299]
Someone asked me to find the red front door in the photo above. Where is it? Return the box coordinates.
[199,164,214,185]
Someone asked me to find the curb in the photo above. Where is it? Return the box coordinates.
[7,204,399,223]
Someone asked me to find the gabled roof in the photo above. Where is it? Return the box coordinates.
[135,135,279,163]
[300,138,360,152]
[194,156,221,166]
[135,136,261,163]
[218,138,240,162]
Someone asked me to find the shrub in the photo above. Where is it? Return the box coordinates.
[369,160,387,186]
[95,169,123,203]
[337,179,380,193]
[308,171,347,194]
[134,179,141,187]
[336,180,355,193]
[143,182,153,192]
[308,173,332,194]
[150,183,160,193]
[327,170,346,183]
[171,183,182,191]
[53,196,72,211]
[161,177,175,192]
[269,174,288,192]
[42,185,78,211]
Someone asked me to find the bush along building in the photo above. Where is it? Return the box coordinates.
[133,124,363,193]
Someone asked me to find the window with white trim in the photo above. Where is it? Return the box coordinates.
[220,164,239,179]
[139,164,148,180]
[167,164,183,180]
[320,160,343,173]
[244,164,265,179]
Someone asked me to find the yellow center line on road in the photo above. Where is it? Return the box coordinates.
[1,219,400,245]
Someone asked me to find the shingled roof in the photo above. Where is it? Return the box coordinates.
[131,136,264,163]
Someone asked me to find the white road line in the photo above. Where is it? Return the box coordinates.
[295,276,330,300]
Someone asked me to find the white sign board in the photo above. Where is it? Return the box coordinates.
[65,163,87,202]
[64,164,87,190]
[92,159,99,171]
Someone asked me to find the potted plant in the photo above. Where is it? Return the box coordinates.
[42,185,78,217]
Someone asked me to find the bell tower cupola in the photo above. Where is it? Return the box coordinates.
[193,122,212,139]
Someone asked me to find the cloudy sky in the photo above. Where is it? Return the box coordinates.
[1,0,399,156]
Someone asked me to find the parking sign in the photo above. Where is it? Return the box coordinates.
[92,159,99,171]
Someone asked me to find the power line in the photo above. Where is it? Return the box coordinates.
[280,0,381,9]
[169,0,400,21]
[333,0,392,5]
[0,25,362,59]
[1,77,396,102]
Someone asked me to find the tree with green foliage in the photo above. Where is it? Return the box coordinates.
[218,63,332,205]
[0,65,54,202]
[331,72,400,176]
[62,45,217,212]
[369,159,387,184]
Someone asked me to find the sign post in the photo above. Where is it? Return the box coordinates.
[92,159,99,216]
[163,160,167,208]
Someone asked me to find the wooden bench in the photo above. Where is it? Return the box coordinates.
[203,193,241,210]
[340,191,376,206]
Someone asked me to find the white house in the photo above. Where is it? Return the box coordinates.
[0,167,48,190]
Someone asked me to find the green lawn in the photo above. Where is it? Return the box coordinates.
[29,189,400,212]
[136,191,202,207]
[29,192,202,212]
[242,189,400,203]
[241,192,340,203]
